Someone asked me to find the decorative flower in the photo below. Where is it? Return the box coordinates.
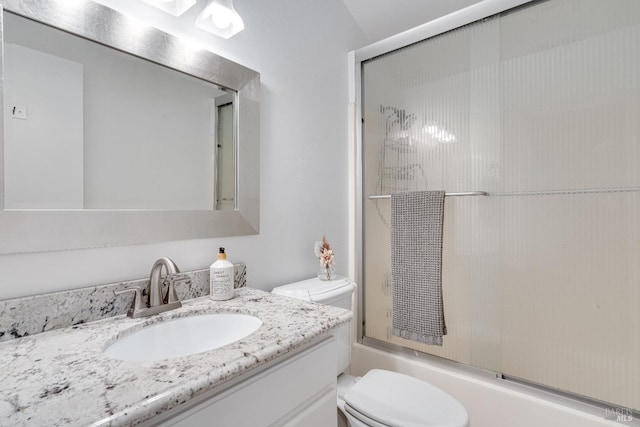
[314,235,334,268]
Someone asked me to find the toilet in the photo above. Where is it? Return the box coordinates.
[272,276,469,427]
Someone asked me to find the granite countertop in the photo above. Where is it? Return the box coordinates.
[0,288,351,426]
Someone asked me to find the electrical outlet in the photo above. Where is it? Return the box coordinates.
[11,105,27,120]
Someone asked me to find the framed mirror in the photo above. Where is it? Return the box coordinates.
[0,0,260,254]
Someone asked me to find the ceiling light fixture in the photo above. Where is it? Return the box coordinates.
[139,0,197,16]
[196,0,244,39]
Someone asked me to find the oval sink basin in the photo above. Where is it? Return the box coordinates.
[104,313,262,362]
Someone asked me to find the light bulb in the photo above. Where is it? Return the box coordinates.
[196,0,244,38]
[211,9,233,29]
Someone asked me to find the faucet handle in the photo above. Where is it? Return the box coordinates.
[114,286,145,317]
[164,275,190,304]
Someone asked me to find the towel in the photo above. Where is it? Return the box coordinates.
[391,190,447,346]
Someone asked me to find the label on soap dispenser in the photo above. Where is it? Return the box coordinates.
[210,263,234,300]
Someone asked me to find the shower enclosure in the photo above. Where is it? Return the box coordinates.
[359,0,640,412]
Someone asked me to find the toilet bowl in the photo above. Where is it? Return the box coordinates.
[272,276,469,427]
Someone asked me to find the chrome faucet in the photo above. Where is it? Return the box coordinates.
[115,257,191,318]
[148,257,179,307]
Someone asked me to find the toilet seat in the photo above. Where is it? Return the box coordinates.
[344,403,395,427]
[343,369,469,427]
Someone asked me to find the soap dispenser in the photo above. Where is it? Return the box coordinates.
[210,247,234,300]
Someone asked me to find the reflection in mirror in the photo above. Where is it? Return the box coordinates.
[215,94,236,210]
[0,0,259,254]
[3,12,235,211]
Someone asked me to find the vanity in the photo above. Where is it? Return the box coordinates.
[0,287,350,426]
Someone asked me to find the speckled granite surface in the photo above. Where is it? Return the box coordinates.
[0,287,351,426]
[0,265,246,343]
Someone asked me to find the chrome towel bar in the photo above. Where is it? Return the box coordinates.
[368,187,640,199]
[368,191,488,199]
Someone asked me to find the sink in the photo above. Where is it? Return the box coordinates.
[103,313,262,362]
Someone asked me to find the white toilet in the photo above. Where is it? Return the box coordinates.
[272,276,469,427]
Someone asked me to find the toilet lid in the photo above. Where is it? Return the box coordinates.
[271,276,354,302]
[343,369,469,427]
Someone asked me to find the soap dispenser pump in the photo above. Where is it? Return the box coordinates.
[210,247,234,301]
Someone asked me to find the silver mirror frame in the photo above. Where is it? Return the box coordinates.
[0,0,259,254]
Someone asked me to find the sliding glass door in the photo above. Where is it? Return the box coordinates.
[362,0,640,410]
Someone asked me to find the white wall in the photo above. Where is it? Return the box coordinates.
[3,44,84,209]
[0,0,367,299]
[342,0,483,43]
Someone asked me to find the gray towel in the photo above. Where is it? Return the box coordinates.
[391,190,447,346]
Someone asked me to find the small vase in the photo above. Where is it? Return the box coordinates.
[318,263,336,281]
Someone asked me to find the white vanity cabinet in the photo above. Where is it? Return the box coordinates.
[153,336,337,427]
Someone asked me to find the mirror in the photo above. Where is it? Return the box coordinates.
[0,0,260,254]
[4,12,235,211]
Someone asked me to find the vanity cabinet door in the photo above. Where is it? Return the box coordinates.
[278,387,336,427]
[159,337,337,427]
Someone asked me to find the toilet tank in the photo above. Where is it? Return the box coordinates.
[271,276,355,376]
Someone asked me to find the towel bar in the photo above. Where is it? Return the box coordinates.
[368,191,488,199]
[495,186,640,196]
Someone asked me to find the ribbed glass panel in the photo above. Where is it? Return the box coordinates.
[498,0,640,409]
[362,0,640,410]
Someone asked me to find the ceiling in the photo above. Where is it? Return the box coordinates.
[340,0,485,43]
